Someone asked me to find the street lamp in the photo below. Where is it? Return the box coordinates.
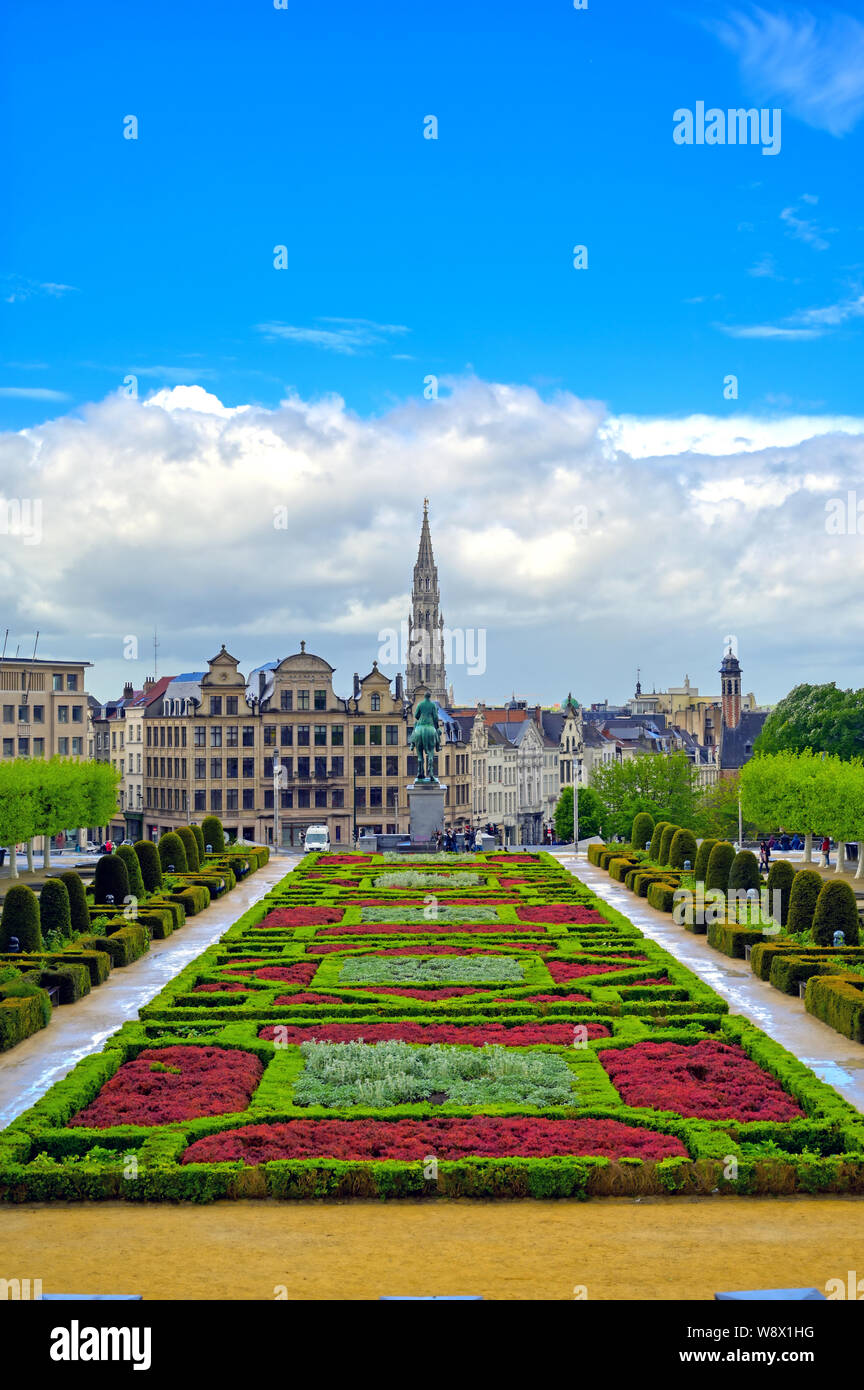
[273,759,285,852]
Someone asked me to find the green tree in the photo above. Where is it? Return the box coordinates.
[812,880,860,946]
[766,859,796,927]
[0,884,43,951]
[589,752,698,839]
[134,840,163,893]
[177,826,201,872]
[158,831,188,874]
[630,811,655,852]
[706,842,735,894]
[116,845,145,900]
[756,683,864,760]
[728,850,761,892]
[669,828,697,869]
[649,821,669,860]
[190,824,206,861]
[553,786,604,841]
[94,853,130,905]
[658,824,680,865]
[693,838,718,884]
[201,816,225,855]
[58,871,90,936]
[787,869,822,936]
[39,878,72,941]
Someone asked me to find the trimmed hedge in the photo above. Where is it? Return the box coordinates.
[705,842,735,895]
[729,850,761,894]
[0,993,50,1051]
[787,869,822,937]
[93,854,130,906]
[39,878,72,941]
[158,832,188,875]
[201,816,225,855]
[630,812,655,852]
[693,838,717,885]
[647,881,677,913]
[766,859,796,927]
[657,824,679,866]
[177,827,201,873]
[134,840,163,893]
[706,921,765,959]
[79,925,149,967]
[668,828,697,870]
[648,821,669,861]
[0,884,43,952]
[116,845,146,901]
[58,871,91,937]
[806,974,864,1043]
[811,880,860,947]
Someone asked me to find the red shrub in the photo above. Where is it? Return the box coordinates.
[193,982,249,994]
[523,992,590,1003]
[70,1046,263,1128]
[182,1115,686,1164]
[260,907,343,928]
[352,986,495,999]
[318,922,546,936]
[516,905,608,924]
[547,959,646,982]
[253,963,318,985]
[273,993,345,1006]
[600,1040,803,1121]
[258,1021,610,1045]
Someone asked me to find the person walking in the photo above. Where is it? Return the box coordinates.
[821,835,831,867]
[758,839,769,874]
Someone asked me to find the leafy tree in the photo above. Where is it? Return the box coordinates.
[177,827,200,872]
[756,683,864,760]
[0,884,43,951]
[134,840,163,892]
[694,773,758,841]
[94,853,130,905]
[630,812,655,852]
[589,752,698,840]
[553,786,604,841]
[58,871,90,936]
[39,878,72,941]
[158,831,188,874]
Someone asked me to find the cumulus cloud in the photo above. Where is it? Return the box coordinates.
[0,379,862,702]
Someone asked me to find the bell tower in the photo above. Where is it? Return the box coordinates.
[720,644,742,730]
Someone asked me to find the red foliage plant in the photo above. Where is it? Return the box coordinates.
[182,1115,686,1165]
[273,992,345,1006]
[317,922,546,936]
[260,907,343,928]
[600,1040,803,1122]
[258,1021,610,1045]
[70,1046,263,1129]
[516,905,608,924]
[193,982,249,994]
[547,959,646,982]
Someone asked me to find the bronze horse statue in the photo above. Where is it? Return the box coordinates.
[410,693,442,781]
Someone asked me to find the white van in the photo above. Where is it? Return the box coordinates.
[303,824,331,853]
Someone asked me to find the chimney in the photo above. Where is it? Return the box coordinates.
[123,681,134,701]
[143,676,155,694]
[394,673,404,701]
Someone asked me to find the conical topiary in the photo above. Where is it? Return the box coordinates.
[669,828,697,869]
[811,880,860,947]
[787,868,822,936]
[201,816,225,855]
[729,850,761,893]
[93,853,130,906]
[0,883,43,952]
[39,877,72,941]
[177,826,200,872]
[631,811,655,853]
[658,824,680,865]
[116,844,146,901]
[134,840,163,893]
[190,824,205,861]
[158,831,188,875]
[693,838,718,884]
[649,821,669,860]
[58,870,90,937]
[766,859,796,927]
[705,841,735,895]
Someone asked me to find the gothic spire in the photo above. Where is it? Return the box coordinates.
[406,499,448,706]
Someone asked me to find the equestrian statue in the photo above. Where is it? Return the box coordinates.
[410,692,442,782]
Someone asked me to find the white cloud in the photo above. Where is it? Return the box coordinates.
[780,205,832,250]
[256,318,409,355]
[0,387,70,401]
[3,379,864,703]
[2,276,79,304]
[708,5,864,137]
[716,289,864,339]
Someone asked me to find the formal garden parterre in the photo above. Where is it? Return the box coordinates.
[2,846,864,1202]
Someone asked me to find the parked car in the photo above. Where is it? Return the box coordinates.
[303,824,331,853]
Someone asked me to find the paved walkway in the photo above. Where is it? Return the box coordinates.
[554,852,864,1115]
[0,853,298,1127]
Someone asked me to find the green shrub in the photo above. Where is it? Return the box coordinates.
[811,880,860,947]
[190,824,206,861]
[201,816,225,854]
[647,881,677,913]
[78,924,149,967]
[134,840,163,892]
[705,841,735,894]
[116,845,145,900]
[766,859,796,927]
[806,974,864,1043]
[658,824,681,866]
[58,871,90,937]
[158,832,188,874]
[608,856,638,883]
[693,838,718,883]
[648,821,669,860]
[0,993,50,1051]
[669,828,697,870]
[706,920,765,958]
[93,854,130,906]
[0,884,43,952]
[787,868,822,936]
[37,961,90,1004]
[729,850,761,893]
[177,827,201,873]
[39,878,72,942]
[630,812,655,852]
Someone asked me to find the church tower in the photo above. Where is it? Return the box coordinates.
[406,499,448,705]
[719,644,742,730]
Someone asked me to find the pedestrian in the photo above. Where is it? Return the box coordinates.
[821,835,831,867]
[758,839,769,873]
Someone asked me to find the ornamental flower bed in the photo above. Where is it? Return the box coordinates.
[547,960,646,982]
[69,1047,264,1128]
[516,905,608,924]
[317,922,547,936]
[258,1021,610,1045]
[193,982,249,994]
[182,1115,688,1164]
[260,907,343,928]
[600,1040,804,1122]
[338,954,527,986]
[274,993,344,1006]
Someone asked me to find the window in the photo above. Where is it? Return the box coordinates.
[226,757,238,778]
[194,725,206,747]
[226,789,238,811]
[297,756,310,777]
[18,737,29,756]
[210,790,222,812]
[66,674,78,691]
[298,690,310,711]
[281,757,293,777]
[297,789,310,808]
[181,726,187,747]
[371,693,381,712]
[242,789,255,810]
[386,755,399,777]
[72,705,83,722]
[315,789,327,808]
[353,725,365,746]
[242,726,255,746]
[280,690,293,711]
[331,788,344,808]
[331,725,344,746]
[354,787,366,809]
[211,758,222,779]
[264,789,274,809]
[280,725,292,746]
[2,705,12,722]
[223,725,237,747]
[331,756,344,777]
[194,790,206,812]
[370,786,382,807]
[209,697,222,715]
[242,757,255,779]
[210,727,222,748]
[160,726,165,746]
[226,696,238,715]
[314,689,327,711]
[369,755,382,776]
[387,786,399,807]
[58,705,69,723]
[386,725,399,745]
[160,757,166,777]
[264,725,276,746]
[314,756,327,779]
[280,790,292,809]
[369,725,382,745]
[354,756,366,776]
[264,756,274,777]
[53,674,63,691]
[195,758,206,779]
[72,738,82,755]
[58,737,69,754]
[33,738,44,756]
[2,738,12,756]
[297,725,310,747]
[314,724,327,746]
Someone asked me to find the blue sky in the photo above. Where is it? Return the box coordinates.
[3,0,864,428]
[3,1,864,708]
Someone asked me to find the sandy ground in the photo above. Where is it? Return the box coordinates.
[1,1196,862,1300]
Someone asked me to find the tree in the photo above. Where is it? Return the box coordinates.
[589,752,698,839]
[693,838,718,884]
[134,840,163,893]
[158,832,188,874]
[177,826,200,872]
[553,786,604,842]
[694,773,758,841]
[756,683,864,760]
[116,845,145,900]
[649,821,669,860]
[39,878,72,941]
[787,869,823,936]
[812,880,860,946]
[0,758,119,874]
[669,828,697,869]
[766,860,795,927]
[728,850,761,893]
[58,871,90,937]
[658,824,680,865]
[189,824,206,861]
[706,842,735,894]
[201,816,225,855]
[631,812,655,852]
[0,884,43,951]
[93,853,130,905]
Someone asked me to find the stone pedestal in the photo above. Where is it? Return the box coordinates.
[408,782,447,844]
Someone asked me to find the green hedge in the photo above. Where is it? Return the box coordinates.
[58,872,91,937]
[669,829,697,870]
[693,838,717,884]
[787,869,822,937]
[812,880,860,947]
[648,822,669,861]
[177,827,201,873]
[134,840,163,893]
[78,925,149,967]
[705,842,735,895]
[806,974,864,1043]
[0,884,43,952]
[116,845,146,901]
[0,993,50,1051]
[706,921,765,959]
[158,832,188,875]
[766,860,796,927]
[657,825,679,866]
[729,850,761,893]
[93,854,130,906]
[39,878,71,941]
[201,816,226,855]
[630,812,654,852]
[647,882,677,913]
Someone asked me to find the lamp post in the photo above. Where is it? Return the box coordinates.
[273,759,285,852]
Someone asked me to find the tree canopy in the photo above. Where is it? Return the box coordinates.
[755,683,864,761]
[741,749,864,840]
[553,784,604,841]
[589,752,698,838]
[0,758,120,848]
